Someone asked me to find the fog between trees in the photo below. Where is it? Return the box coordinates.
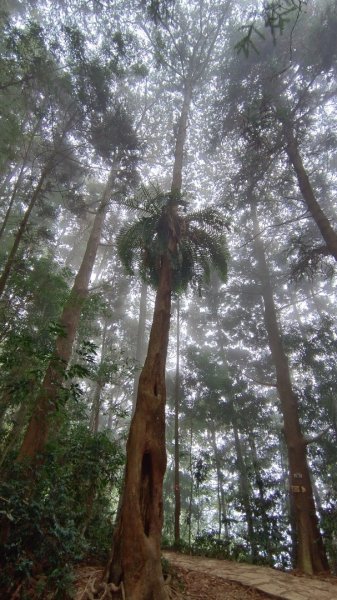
[1,0,337,598]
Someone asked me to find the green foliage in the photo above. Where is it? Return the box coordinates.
[90,101,140,164]
[235,0,307,56]
[0,426,124,596]
[117,186,229,294]
[141,0,175,25]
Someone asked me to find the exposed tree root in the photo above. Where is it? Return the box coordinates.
[77,577,122,600]
[75,566,183,600]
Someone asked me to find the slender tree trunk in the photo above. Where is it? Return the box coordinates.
[211,428,229,540]
[0,402,28,471]
[17,183,111,464]
[209,427,223,539]
[105,69,194,599]
[132,282,148,414]
[105,255,172,600]
[0,165,51,297]
[232,417,257,561]
[283,123,337,261]
[0,167,15,199]
[251,201,329,574]
[0,116,43,241]
[0,167,26,241]
[248,431,272,562]
[174,298,181,547]
[90,382,103,434]
[171,81,193,193]
[107,393,115,431]
[188,420,193,550]
[278,431,298,567]
[89,322,108,433]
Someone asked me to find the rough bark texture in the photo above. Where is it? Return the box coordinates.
[251,202,329,574]
[105,70,194,600]
[171,82,193,193]
[17,190,109,463]
[132,282,148,414]
[105,255,172,600]
[174,298,181,546]
[283,123,337,261]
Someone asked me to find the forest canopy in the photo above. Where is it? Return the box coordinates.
[0,0,337,598]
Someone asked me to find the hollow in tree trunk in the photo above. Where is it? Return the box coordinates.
[105,255,172,600]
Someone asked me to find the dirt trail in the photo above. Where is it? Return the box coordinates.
[164,551,337,600]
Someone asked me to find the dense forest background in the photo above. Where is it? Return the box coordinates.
[1,0,337,597]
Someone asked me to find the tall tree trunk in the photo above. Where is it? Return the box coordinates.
[232,417,257,561]
[283,123,337,261]
[105,71,194,600]
[0,165,26,241]
[90,321,108,433]
[0,164,51,297]
[107,392,115,431]
[17,184,111,464]
[174,298,181,547]
[247,431,272,562]
[251,201,329,574]
[209,426,228,540]
[0,402,28,471]
[171,81,193,193]
[105,255,172,600]
[132,282,148,414]
[188,420,193,550]
[90,382,103,434]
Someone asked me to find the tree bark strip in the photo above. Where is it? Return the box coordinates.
[174,298,181,547]
[132,282,148,414]
[232,416,257,561]
[209,426,229,540]
[0,165,50,297]
[105,254,172,600]
[0,116,44,241]
[283,123,337,261]
[17,183,111,463]
[248,431,272,562]
[251,200,329,574]
[171,81,193,193]
[105,57,195,600]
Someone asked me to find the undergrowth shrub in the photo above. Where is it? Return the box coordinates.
[0,426,124,598]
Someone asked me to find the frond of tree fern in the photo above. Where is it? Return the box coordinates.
[117,215,158,275]
[188,226,229,283]
[185,207,230,233]
[117,189,229,293]
[115,183,185,216]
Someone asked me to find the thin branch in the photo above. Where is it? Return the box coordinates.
[243,371,277,388]
[236,211,310,250]
[304,426,331,445]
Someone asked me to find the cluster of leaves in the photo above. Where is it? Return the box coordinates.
[0,426,124,598]
[235,0,307,56]
[117,186,229,294]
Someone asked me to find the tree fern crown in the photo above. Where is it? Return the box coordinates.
[117,186,229,293]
